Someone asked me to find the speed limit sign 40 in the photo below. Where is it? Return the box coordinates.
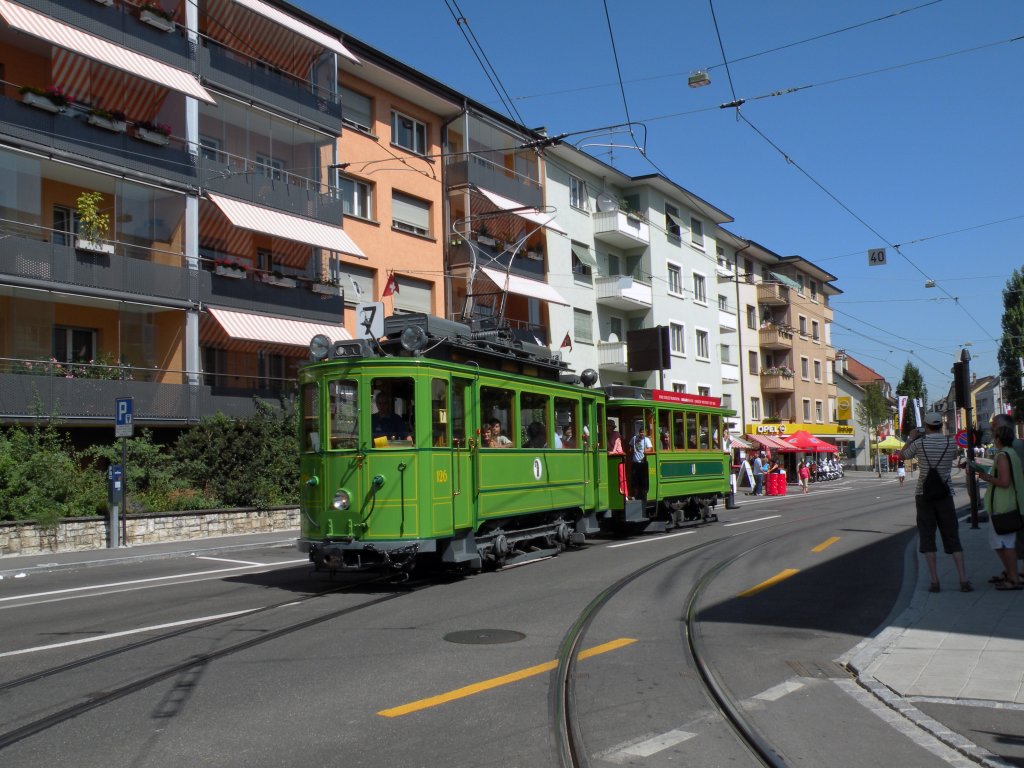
[868,248,887,266]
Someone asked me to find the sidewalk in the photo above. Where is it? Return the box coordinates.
[0,530,299,578]
[845,502,1024,766]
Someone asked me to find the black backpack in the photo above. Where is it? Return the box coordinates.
[922,441,951,500]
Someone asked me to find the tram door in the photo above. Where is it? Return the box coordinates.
[447,376,475,532]
[582,396,607,511]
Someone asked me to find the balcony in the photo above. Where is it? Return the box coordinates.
[825,346,837,360]
[593,210,650,249]
[718,301,738,333]
[447,242,545,280]
[198,268,344,323]
[757,282,791,306]
[760,372,795,394]
[715,265,735,283]
[198,41,342,134]
[721,362,740,383]
[594,275,653,310]
[445,154,543,209]
[0,98,196,187]
[597,340,628,372]
[758,324,794,350]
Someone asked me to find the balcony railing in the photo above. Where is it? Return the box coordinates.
[597,340,628,371]
[595,275,653,310]
[757,282,790,305]
[593,209,650,249]
[447,242,545,280]
[198,40,341,134]
[760,372,795,393]
[446,153,542,208]
[197,261,344,323]
[758,324,794,350]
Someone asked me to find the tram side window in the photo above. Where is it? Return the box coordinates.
[658,410,672,451]
[371,377,415,446]
[686,412,698,449]
[711,414,722,450]
[431,378,449,447]
[481,386,514,448]
[698,413,711,449]
[301,382,319,452]
[596,404,605,451]
[672,415,686,450]
[452,379,469,446]
[328,379,358,449]
[521,392,549,448]
[554,397,577,448]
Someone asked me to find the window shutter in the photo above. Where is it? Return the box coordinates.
[392,192,430,233]
[340,87,372,131]
[393,275,433,314]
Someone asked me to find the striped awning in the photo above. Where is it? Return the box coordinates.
[206,307,351,353]
[200,201,311,268]
[477,187,567,235]
[53,49,167,123]
[204,0,357,80]
[570,242,598,269]
[207,194,365,258]
[747,433,797,452]
[768,272,801,291]
[0,0,214,103]
[728,434,754,450]
[480,266,569,307]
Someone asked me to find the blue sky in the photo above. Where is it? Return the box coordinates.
[302,0,1023,403]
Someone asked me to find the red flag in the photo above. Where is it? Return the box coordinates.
[382,273,399,298]
[560,333,572,350]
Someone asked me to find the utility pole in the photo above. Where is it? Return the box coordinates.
[956,349,979,529]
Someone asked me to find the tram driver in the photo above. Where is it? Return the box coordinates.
[372,391,412,441]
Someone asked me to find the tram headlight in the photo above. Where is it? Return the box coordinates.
[309,334,331,361]
[332,489,351,511]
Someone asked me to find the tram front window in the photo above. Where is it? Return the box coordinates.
[328,379,358,449]
[371,377,415,445]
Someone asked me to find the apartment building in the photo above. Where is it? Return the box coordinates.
[0,0,364,428]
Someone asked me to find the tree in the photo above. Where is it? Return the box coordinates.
[856,382,892,474]
[896,362,927,438]
[997,268,1024,423]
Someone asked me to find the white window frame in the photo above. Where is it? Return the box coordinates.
[695,327,710,361]
[815,400,824,422]
[800,356,810,380]
[669,321,686,356]
[813,359,822,382]
[690,216,704,249]
[798,315,807,336]
[665,203,682,239]
[569,175,589,211]
[667,262,683,296]
[255,154,283,181]
[746,304,757,330]
[811,320,820,342]
[391,110,427,155]
[573,308,593,344]
[392,191,431,237]
[802,398,811,422]
[809,279,818,302]
[697,385,711,397]
[672,381,687,394]
[750,396,761,420]
[692,271,707,304]
[337,174,373,220]
[340,86,373,133]
[748,349,758,375]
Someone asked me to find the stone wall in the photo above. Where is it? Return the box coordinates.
[0,507,299,557]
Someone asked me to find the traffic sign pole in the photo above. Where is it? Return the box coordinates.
[114,397,133,547]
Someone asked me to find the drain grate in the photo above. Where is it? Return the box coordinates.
[785,659,852,679]
[444,629,526,645]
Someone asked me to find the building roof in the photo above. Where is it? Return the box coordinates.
[841,354,886,385]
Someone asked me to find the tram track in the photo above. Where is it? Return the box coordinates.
[0,572,426,751]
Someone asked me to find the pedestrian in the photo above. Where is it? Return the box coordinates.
[606,418,623,455]
[798,460,810,494]
[898,412,973,593]
[752,451,766,496]
[978,414,1024,588]
[628,423,652,502]
[896,456,906,486]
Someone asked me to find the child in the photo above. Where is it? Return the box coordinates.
[798,461,811,494]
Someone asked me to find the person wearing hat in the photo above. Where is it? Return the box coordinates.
[899,412,973,593]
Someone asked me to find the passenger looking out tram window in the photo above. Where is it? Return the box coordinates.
[481,386,514,449]
[607,417,623,454]
[371,377,414,443]
[489,419,512,447]
[686,413,698,449]
[521,392,549,448]
[562,424,577,449]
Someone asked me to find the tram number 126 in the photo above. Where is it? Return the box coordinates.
[435,469,449,483]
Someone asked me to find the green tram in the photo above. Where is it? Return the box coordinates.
[297,313,734,575]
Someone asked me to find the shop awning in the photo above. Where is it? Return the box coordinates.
[480,266,569,307]
[227,0,359,64]
[0,0,215,103]
[477,187,567,235]
[768,271,801,291]
[208,307,350,351]
[207,194,365,258]
[570,242,598,269]
[728,434,754,450]
[747,433,797,452]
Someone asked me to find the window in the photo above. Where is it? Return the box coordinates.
[327,379,358,450]
[608,316,624,342]
[797,273,805,293]
[719,343,731,364]
[750,397,761,420]
[748,350,758,374]
[809,279,818,302]
[672,382,687,394]
[692,273,707,304]
[695,329,710,360]
[392,191,431,236]
[52,205,79,246]
[52,326,96,363]
[802,398,811,422]
[722,393,732,409]
[338,175,372,220]
[811,320,820,342]
[481,386,514,449]
[198,136,222,163]
[717,244,728,268]
[746,304,757,330]
[520,392,549,448]
[665,203,681,238]
[571,252,593,279]
[815,400,823,422]
[798,315,807,336]
[431,379,449,447]
[667,264,683,295]
[801,356,810,379]
[301,382,319,452]
[255,154,283,181]
[555,397,578,449]
[690,216,704,248]
[371,377,415,446]
[340,86,372,132]
[813,360,822,382]
[698,386,711,397]
[391,110,427,155]
[670,322,685,355]
[573,308,593,344]
[569,175,588,210]
[743,257,754,283]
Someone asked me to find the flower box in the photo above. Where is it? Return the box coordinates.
[134,126,170,146]
[215,264,247,279]
[262,274,296,288]
[477,235,497,248]
[140,8,175,31]
[87,113,126,133]
[94,0,114,5]
[22,91,65,114]
[75,238,115,255]
[312,283,343,296]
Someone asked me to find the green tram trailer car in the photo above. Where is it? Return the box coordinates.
[297,314,605,575]
[603,387,734,533]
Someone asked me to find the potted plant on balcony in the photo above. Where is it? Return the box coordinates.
[214,258,247,279]
[134,120,172,146]
[86,106,127,133]
[74,191,114,255]
[262,269,296,288]
[476,224,496,248]
[312,275,343,296]
[19,84,68,114]
[139,2,175,31]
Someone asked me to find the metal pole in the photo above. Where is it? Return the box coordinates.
[962,348,979,529]
[121,434,128,545]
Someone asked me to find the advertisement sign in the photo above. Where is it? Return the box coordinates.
[836,396,852,421]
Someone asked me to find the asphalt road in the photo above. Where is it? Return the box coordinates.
[0,475,979,767]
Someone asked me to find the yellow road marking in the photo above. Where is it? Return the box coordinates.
[812,536,840,553]
[738,568,800,597]
[377,637,637,718]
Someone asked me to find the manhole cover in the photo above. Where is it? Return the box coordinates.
[444,629,526,645]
